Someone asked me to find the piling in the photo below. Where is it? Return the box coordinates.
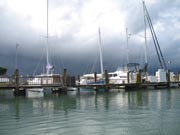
[77,75,80,85]
[94,72,97,84]
[77,74,80,91]
[127,72,130,83]
[167,69,170,88]
[136,70,142,84]
[105,70,109,89]
[63,68,67,93]
[14,69,19,96]
[178,71,180,81]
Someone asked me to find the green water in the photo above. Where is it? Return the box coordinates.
[0,88,180,135]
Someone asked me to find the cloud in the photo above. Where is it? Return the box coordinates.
[0,0,180,75]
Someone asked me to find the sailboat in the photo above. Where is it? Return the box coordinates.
[27,0,62,94]
[79,27,105,85]
[108,28,140,85]
[142,1,168,83]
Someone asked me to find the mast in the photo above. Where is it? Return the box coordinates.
[46,0,52,74]
[126,27,130,63]
[15,43,19,69]
[143,1,167,71]
[143,1,148,72]
[98,27,104,75]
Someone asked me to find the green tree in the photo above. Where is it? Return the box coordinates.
[0,67,7,75]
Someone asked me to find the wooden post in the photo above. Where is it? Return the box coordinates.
[139,69,142,84]
[94,72,97,84]
[105,70,109,89]
[14,69,19,96]
[63,68,67,93]
[77,74,80,91]
[127,72,130,83]
[178,71,180,81]
[136,70,141,84]
[167,69,170,88]
[77,75,80,85]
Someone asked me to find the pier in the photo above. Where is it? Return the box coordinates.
[0,69,76,95]
[0,69,180,96]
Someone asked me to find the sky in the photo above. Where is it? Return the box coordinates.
[0,0,180,75]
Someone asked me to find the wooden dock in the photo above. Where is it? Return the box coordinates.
[77,82,177,90]
[0,69,180,96]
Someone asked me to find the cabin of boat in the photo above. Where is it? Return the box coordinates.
[27,74,62,85]
[79,73,105,85]
[108,63,140,84]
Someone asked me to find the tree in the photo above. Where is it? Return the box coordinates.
[0,67,7,75]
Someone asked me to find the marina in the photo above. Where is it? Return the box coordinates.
[1,0,180,134]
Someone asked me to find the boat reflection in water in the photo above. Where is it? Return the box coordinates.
[26,88,44,98]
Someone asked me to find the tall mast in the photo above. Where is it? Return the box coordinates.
[98,27,104,75]
[126,27,130,63]
[143,1,148,65]
[143,1,148,73]
[46,0,50,74]
[143,1,167,71]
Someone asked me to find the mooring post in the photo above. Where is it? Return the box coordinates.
[178,71,180,81]
[63,68,67,93]
[139,69,142,85]
[127,72,130,83]
[136,69,142,85]
[94,72,97,84]
[77,74,80,85]
[167,69,170,88]
[105,70,109,89]
[14,69,19,96]
[77,74,80,92]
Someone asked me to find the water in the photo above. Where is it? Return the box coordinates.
[0,88,180,135]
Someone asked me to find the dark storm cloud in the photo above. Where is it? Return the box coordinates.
[0,0,180,75]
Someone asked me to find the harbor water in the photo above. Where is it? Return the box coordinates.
[0,88,180,135]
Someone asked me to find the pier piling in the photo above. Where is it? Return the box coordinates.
[63,68,67,93]
[105,70,109,89]
[167,69,170,88]
[127,72,130,83]
[14,69,19,96]
[94,72,97,84]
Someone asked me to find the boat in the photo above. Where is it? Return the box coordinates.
[108,27,140,85]
[80,73,105,85]
[108,63,140,84]
[143,1,169,83]
[79,27,105,85]
[27,0,62,92]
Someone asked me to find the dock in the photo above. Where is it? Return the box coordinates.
[0,69,179,96]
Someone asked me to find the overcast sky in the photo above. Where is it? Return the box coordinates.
[0,0,180,75]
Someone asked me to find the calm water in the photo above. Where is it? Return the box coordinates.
[0,88,180,135]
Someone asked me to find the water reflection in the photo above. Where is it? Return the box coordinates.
[0,89,177,118]
[0,88,180,135]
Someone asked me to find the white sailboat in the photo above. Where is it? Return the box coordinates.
[108,28,140,84]
[33,0,61,85]
[142,1,169,83]
[27,0,62,96]
[79,27,105,85]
